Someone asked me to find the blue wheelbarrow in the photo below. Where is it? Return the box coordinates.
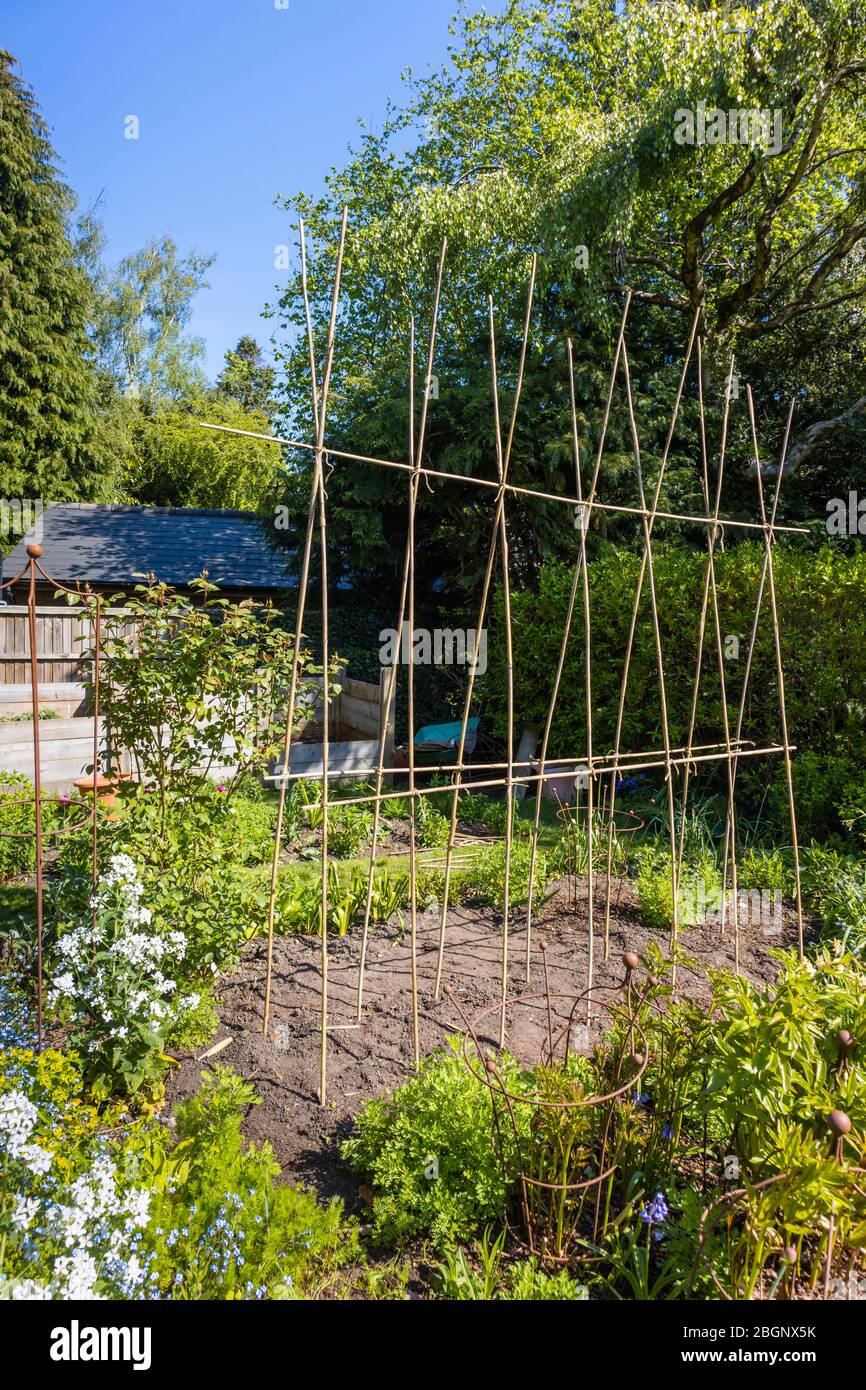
[413,717,480,767]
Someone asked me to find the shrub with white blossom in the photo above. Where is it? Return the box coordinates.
[49,854,202,1097]
[0,1062,153,1300]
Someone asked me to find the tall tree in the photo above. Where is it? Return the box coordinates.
[125,397,285,512]
[271,0,866,596]
[88,234,214,404]
[0,50,116,503]
[216,335,276,416]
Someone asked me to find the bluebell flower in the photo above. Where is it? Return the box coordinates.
[641,1192,669,1225]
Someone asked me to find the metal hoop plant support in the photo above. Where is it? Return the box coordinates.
[0,543,105,1051]
[694,1099,864,1301]
[555,797,643,912]
[445,949,658,1266]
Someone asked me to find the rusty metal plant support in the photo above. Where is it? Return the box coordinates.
[445,951,653,1266]
[695,1118,865,1302]
[0,544,105,1052]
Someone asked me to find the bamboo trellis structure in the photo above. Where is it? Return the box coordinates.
[200,211,808,1106]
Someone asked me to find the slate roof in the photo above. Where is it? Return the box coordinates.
[2,504,296,592]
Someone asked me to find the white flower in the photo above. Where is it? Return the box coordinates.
[0,1091,37,1159]
[53,1251,102,1300]
[4,1279,52,1300]
[122,1187,151,1229]
[20,1143,52,1177]
[13,1196,40,1231]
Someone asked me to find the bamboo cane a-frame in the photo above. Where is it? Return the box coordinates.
[206,211,807,1105]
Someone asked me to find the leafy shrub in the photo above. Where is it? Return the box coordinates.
[800,846,866,954]
[328,805,373,859]
[416,797,451,848]
[73,579,325,805]
[636,854,721,931]
[502,1259,588,1300]
[489,546,866,841]
[0,772,34,885]
[60,785,270,975]
[738,845,794,896]
[342,1037,531,1248]
[457,792,511,835]
[144,1068,358,1299]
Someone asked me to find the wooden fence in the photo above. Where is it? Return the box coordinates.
[0,606,137,716]
[0,606,394,788]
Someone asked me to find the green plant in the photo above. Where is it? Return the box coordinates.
[416,797,451,849]
[328,805,373,859]
[501,1257,588,1301]
[738,846,794,896]
[433,1227,505,1299]
[636,854,722,932]
[342,1037,531,1248]
[48,853,200,1098]
[143,1068,359,1299]
[0,773,35,885]
[70,580,331,815]
[457,792,511,836]
[464,838,551,909]
[60,784,272,976]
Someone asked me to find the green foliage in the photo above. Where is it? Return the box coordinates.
[74,579,321,806]
[636,854,722,932]
[738,846,794,896]
[457,792,511,835]
[801,846,866,955]
[215,336,276,417]
[501,1259,588,1301]
[48,853,201,1099]
[491,545,866,836]
[273,2,866,590]
[342,1037,532,1248]
[273,861,408,937]
[328,805,373,860]
[0,50,117,502]
[144,1068,358,1299]
[464,837,550,908]
[127,397,283,510]
[86,229,213,405]
[415,797,451,848]
[60,784,277,976]
[0,772,35,885]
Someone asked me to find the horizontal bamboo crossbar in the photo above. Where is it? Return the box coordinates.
[196,422,811,536]
[265,742,793,805]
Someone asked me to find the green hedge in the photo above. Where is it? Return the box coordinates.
[484,543,866,838]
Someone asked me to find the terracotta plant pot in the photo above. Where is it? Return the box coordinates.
[73,772,133,819]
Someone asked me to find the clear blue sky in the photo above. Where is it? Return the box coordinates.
[4,0,498,379]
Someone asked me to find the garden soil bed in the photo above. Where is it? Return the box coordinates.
[165,876,813,1212]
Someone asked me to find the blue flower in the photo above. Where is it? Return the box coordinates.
[641,1192,669,1225]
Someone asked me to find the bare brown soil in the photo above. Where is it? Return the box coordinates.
[165,877,812,1209]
